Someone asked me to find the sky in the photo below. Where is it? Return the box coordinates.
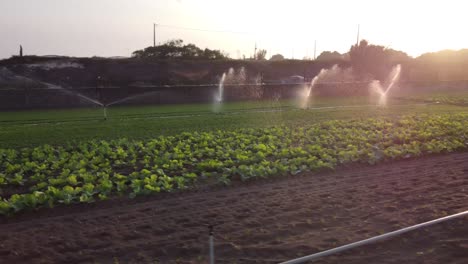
[1,0,468,59]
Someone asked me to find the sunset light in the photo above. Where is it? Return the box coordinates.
[2,0,468,58]
[1,1,467,263]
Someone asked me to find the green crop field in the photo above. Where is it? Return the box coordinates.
[0,96,466,148]
[0,95,467,215]
[396,90,468,106]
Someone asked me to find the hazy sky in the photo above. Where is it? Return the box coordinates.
[1,0,468,59]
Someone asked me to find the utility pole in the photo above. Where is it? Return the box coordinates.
[254,43,257,60]
[356,24,360,46]
[313,40,317,60]
[153,23,156,47]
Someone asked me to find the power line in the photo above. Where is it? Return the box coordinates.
[156,24,253,35]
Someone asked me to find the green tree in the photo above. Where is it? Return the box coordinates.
[316,51,343,61]
[132,39,228,60]
[385,48,411,63]
[269,54,284,61]
[349,40,389,80]
[349,40,410,80]
[256,49,267,60]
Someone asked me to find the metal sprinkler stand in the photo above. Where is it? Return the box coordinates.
[209,224,215,264]
[103,106,107,120]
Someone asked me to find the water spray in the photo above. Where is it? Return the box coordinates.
[370,64,402,107]
[301,65,338,109]
[217,73,226,103]
[213,72,227,113]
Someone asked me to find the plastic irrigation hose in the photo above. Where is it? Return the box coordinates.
[280,210,468,264]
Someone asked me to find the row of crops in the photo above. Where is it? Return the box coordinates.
[1,113,467,215]
[399,93,468,106]
[429,96,468,106]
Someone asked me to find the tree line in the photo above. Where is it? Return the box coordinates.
[130,39,468,82]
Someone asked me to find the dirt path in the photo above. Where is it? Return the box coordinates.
[0,153,467,264]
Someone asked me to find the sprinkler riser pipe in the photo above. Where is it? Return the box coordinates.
[209,235,214,264]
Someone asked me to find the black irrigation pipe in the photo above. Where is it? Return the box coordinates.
[3,78,468,91]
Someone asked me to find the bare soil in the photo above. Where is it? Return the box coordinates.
[0,153,467,264]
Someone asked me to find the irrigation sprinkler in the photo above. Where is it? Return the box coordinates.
[280,210,468,264]
[208,225,215,264]
[103,106,108,120]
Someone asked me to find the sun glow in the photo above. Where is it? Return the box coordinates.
[1,0,468,58]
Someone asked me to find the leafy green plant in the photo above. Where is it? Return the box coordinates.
[0,113,467,215]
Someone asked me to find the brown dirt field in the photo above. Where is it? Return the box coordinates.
[0,152,467,264]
